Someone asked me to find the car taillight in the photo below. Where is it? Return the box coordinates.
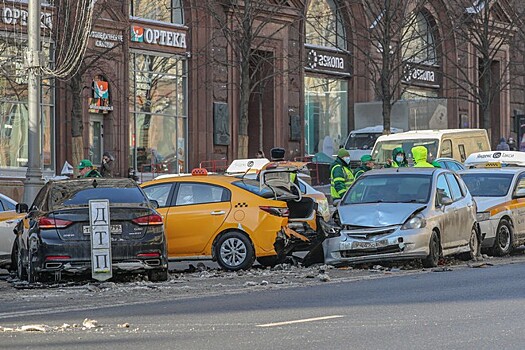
[45,256,71,261]
[132,214,163,226]
[259,206,289,217]
[137,252,160,258]
[38,217,73,229]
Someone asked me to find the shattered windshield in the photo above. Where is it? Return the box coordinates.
[343,174,432,204]
[460,173,513,197]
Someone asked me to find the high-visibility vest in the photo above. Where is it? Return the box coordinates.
[330,164,354,199]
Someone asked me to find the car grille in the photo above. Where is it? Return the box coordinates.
[340,245,401,258]
[342,226,398,238]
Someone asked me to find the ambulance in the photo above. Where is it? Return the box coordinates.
[458,151,525,256]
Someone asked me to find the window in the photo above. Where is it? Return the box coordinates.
[402,12,437,64]
[436,174,452,205]
[142,183,174,207]
[175,183,230,206]
[458,144,467,162]
[441,139,452,158]
[460,173,513,197]
[445,173,463,201]
[130,0,184,24]
[305,0,346,50]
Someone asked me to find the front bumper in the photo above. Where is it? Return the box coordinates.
[323,225,432,265]
[478,219,497,248]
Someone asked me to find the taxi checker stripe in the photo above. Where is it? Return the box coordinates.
[486,198,525,216]
[235,202,248,208]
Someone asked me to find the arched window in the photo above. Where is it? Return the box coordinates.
[305,0,346,50]
[130,0,184,25]
[402,12,437,64]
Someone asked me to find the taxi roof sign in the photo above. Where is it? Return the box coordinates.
[464,151,525,168]
[225,158,270,174]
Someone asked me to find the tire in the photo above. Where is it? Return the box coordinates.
[15,237,27,280]
[27,248,40,283]
[460,226,480,261]
[148,269,168,282]
[422,231,440,268]
[491,219,512,256]
[215,231,255,271]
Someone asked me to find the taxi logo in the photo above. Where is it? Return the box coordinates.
[493,152,502,159]
[131,26,144,42]
[247,161,254,167]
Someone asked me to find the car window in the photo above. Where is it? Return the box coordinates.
[232,179,294,199]
[4,198,15,210]
[0,199,5,211]
[142,183,173,207]
[460,173,513,197]
[513,174,525,197]
[343,174,432,204]
[54,188,148,208]
[458,144,466,162]
[436,174,452,205]
[445,173,463,201]
[447,161,463,171]
[175,183,231,206]
[441,140,452,158]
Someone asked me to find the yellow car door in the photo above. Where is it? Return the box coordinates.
[164,182,231,256]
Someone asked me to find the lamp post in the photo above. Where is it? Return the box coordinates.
[23,0,44,204]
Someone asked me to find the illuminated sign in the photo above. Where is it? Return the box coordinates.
[130,25,186,49]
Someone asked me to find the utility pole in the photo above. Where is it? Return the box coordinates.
[23,0,44,204]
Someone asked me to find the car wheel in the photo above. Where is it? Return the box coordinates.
[148,269,168,282]
[491,219,512,256]
[460,226,480,261]
[215,231,255,271]
[422,231,440,268]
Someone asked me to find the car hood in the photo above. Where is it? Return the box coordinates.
[473,196,507,212]
[338,203,426,227]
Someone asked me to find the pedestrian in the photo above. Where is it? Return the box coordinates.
[508,137,517,151]
[256,150,266,159]
[77,159,102,178]
[411,146,434,168]
[330,148,355,201]
[354,154,375,179]
[385,147,408,168]
[100,151,115,177]
[496,137,510,151]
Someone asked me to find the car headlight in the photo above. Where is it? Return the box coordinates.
[401,214,426,230]
[476,211,491,222]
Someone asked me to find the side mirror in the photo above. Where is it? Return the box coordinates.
[16,203,29,214]
[440,196,453,206]
[149,199,159,209]
[514,188,525,198]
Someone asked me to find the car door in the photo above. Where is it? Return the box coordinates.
[164,182,232,256]
[445,172,472,247]
[511,172,525,239]
[0,198,20,258]
[435,174,459,250]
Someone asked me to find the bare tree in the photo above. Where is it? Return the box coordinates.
[443,0,524,144]
[192,0,302,158]
[313,0,434,134]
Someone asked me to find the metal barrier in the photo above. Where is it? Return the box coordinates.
[198,159,228,173]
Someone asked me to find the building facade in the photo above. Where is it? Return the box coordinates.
[0,0,524,200]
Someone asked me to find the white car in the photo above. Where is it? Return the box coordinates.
[0,193,22,268]
[459,167,525,255]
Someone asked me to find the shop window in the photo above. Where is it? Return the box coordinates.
[130,0,184,25]
[305,0,346,50]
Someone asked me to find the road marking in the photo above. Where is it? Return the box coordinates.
[256,315,344,327]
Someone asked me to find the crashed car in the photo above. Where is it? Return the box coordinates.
[324,167,480,267]
[13,178,168,282]
[141,165,320,271]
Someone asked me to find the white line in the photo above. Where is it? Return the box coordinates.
[256,315,344,328]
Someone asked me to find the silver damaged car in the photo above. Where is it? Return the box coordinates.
[324,168,480,267]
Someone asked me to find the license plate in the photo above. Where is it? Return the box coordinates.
[83,225,122,235]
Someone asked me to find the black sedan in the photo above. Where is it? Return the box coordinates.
[13,178,168,283]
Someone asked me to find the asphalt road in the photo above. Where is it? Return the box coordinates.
[1,259,525,349]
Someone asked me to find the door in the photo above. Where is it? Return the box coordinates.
[445,173,473,247]
[511,173,525,239]
[164,182,231,256]
[89,114,104,166]
[435,174,459,250]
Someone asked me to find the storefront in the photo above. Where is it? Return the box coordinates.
[304,0,351,158]
[129,0,188,175]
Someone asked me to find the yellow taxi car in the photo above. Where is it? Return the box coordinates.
[0,193,24,269]
[459,151,525,255]
[141,167,310,271]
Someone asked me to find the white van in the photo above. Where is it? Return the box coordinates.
[343,125,403,168]
[371,129,490,165]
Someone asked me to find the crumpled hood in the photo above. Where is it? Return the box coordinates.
[338,203,426,227]
[473,196,507,212]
